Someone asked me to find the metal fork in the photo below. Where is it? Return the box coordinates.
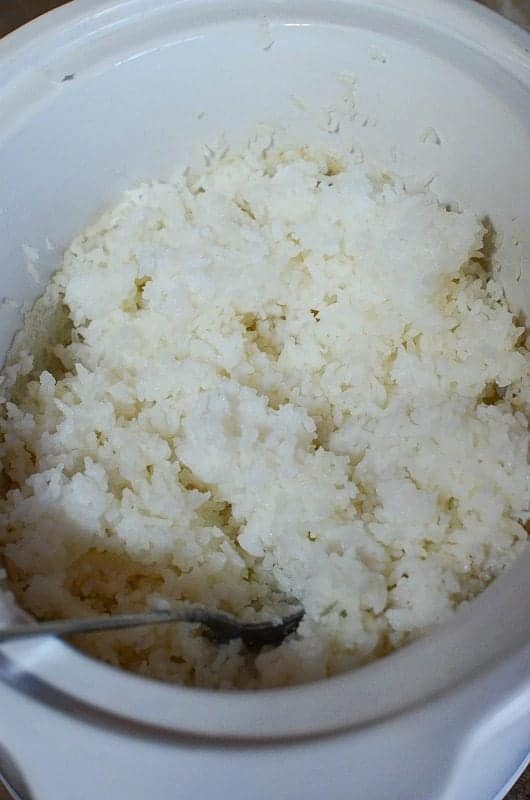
[0,603,304,649]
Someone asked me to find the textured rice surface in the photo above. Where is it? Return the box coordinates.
[1,138,529,688]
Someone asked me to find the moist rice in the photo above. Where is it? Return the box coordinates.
[0,137,528,688]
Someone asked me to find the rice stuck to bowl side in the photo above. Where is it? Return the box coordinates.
[0,135,529,688]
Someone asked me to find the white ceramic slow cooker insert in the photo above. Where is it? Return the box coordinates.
[0,1,529,798]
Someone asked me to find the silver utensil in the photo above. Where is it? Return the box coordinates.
[0,603,304,649]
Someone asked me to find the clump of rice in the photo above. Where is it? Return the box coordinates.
[0,137,528,689]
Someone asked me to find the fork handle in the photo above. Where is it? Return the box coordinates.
[0,605,233,642]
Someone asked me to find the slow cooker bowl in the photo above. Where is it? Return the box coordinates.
[0,2,529,798]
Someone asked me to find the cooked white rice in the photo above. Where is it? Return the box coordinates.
[1,137,529,688]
